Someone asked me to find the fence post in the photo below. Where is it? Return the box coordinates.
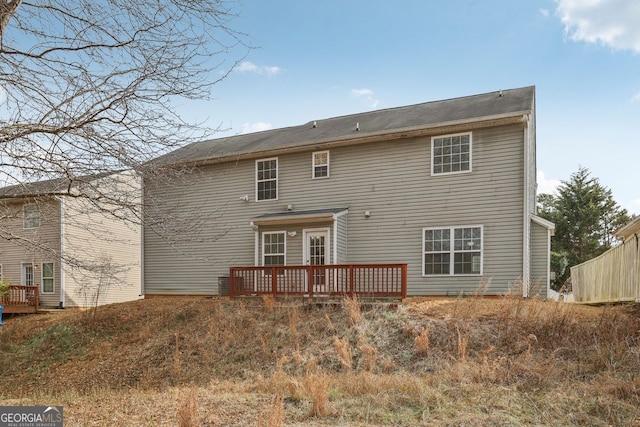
[349,265,354,298]
[401,264,408,299]
[229,268,235,299]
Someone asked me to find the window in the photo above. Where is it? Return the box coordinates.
[23,204,40,228]
[42,262,55,293]
[312,151,329,179]
[423,226,482,275]
[431,133,471,175]
[256,158,278,201]
[263,232,285,266]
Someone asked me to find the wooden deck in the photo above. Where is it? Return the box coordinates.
[229,264,407,299]
[1,285,39,314]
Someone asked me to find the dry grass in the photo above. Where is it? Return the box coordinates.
[1,296,639,426]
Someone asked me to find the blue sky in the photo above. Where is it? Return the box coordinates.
[184,0,640,214]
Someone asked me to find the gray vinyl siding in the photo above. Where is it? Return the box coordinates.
[144,123,528,296]
[0,198,62,307]
[61,175,142,308]
[337,214,348,264]
[530,220,550,298]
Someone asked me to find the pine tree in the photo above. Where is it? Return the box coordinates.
[537,167,630,288]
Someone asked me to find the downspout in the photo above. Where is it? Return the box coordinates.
[522,114,531,298]
[332,214,338,264]
[54,196,66,308]
[139,176,145,298]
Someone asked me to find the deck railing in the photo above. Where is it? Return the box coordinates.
[229,264,407,299]
[1,285,39,313]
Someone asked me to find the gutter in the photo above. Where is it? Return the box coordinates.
[166,112,530,168]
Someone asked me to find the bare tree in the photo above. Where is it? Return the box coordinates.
[0,0,247,302]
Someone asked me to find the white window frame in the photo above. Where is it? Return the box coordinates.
[422,225,483,276]
[256,157,278,201]
[431,132,472,176]
[262,231,286,269]
[41,262,55,294]
[21,263,34,286]
[312,151,330,179]
[23,204,40,229]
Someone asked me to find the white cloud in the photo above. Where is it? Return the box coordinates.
[555,0,640,52]
[539,8,550,18]
[351,88,380,109]
[537,170,561,195]
[631,91,640,103]
[240,122,272,134]
[236,61,283,76]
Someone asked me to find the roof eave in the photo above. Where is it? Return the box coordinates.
[175,111,530,167]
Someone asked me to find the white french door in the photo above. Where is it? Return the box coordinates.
[304,229,330,293]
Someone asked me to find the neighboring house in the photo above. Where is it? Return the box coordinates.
[0,171,143,308]
[144,86,555,298]
[613,216,640,242]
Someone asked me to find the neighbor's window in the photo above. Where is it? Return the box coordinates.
[312,151,330,179]
[423,226,482,275]
[256,158,278,201]
[23,204,40,228]
[42,262,54,293]
[262,232,286,274]
[431,133,471,175]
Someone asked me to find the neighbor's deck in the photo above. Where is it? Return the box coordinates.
[1,285,39,313]
[229,264,407,299]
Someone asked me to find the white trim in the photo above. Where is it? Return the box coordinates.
[255,157,279,202]
[0,264,3,281]
[430,132,472,176]
[40,261,55,294]
[332,215,338,265]
[21,263,34,286]
[57,196,66,307]
[23,204,40,229]
[523,126,530,297]
[261,230,286,266]
[422,225,484,276]
[312,150,330,179]
[302,228,331,265]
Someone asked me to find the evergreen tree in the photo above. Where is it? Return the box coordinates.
[537,167,630,288]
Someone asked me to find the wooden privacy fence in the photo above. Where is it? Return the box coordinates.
[571,234,639,303]
[1,285,39,313]
[229,264,407,299]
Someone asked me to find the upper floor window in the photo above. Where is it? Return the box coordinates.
[23,204,40,229]
[256,158,278,201]
[431,133,472,175]
[423,226,483,276]
[312,151,330,179]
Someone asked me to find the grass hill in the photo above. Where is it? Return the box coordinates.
[0,296,639,426]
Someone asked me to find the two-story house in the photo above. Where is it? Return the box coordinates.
[0,171,143,309]
[143,86,554,298]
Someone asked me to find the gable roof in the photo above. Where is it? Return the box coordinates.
[155,86,535,166]
[613,216,640,240]
[0,171,116,199]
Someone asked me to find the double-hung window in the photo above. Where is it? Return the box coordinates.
[262,232,285,274]
[431,133,471,175]
[256,158,278,201]
[312,151,329,179]
[42,262,55,293]
[24,204,40,228]
[423,226,483,275]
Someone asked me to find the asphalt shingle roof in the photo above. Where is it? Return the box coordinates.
[156,86,534,165]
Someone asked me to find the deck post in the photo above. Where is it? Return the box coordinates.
[271,267,277,299]
[229,268,235,299]
[349,264,355,297]
[401,264,408,299]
